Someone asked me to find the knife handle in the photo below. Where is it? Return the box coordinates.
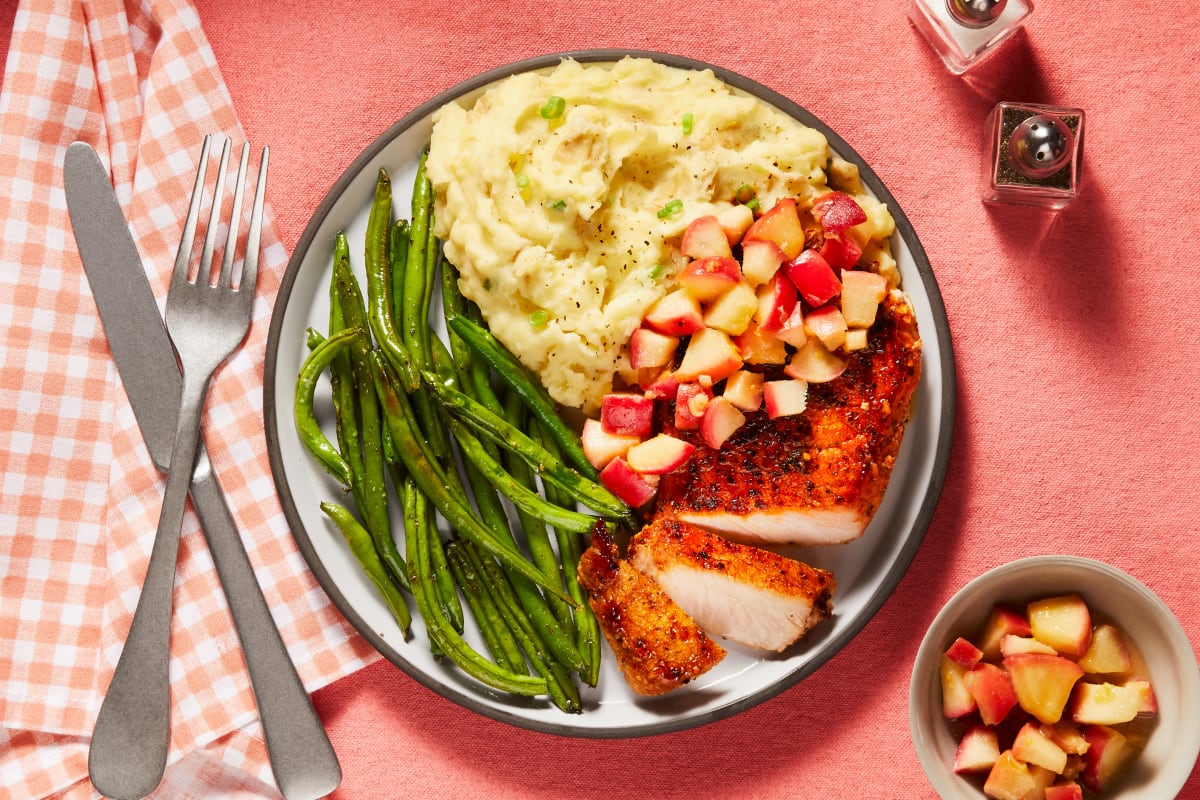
[187,453,342,800]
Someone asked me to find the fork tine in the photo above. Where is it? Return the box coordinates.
[198,137,232,286]
[217,142,251,290]
[172,134,212,285]
[239,145,269,296]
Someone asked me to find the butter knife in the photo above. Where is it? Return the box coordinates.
[64,142,340,800]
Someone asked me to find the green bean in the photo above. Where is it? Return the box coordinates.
[473,549,581,713]
[390,218,409,326]
[421,373,632,521]
[370,351,576,605]
[334,256,409,591]
[293,327,357,487]
[326,256,369,516]
[402,478,546,696]
[365,169,419,392]
[427,513,465,635]
[321,501,410,634]
[446,314,597,479]
[536,422,602,687]
[445,539,526,675]
[402,152,433,370]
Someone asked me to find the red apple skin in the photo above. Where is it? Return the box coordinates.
[785,249,842,307]
[638,367,680,400]
[598,457,658,508]
[945,636,984,669]
[674,328,743,384]
[1080,725,1136,794]
[700,395,746,449]
[819,232,863,270]
[581,418,640,469]
[810,191,867,233]
[979,604,1034,660]
[740,238,787,285]
[673,382,713,431]
[755,273,798,332]
[762,379,809,419]
[679,256,742,302]
[680,215,734,259]
[743,197,806,259]
[953,725,1000,773]
[625,434,695,475]
[1044,784,1083,800]
[600,392,655,437]
[964,662,1019,726]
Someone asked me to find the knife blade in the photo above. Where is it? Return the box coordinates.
[64,141,340,800]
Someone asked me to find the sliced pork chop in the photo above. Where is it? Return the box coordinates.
[655,290,921,546]
[629,518,835,652]
[577,522,726,696]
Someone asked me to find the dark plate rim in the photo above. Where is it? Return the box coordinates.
[264,48,957,739]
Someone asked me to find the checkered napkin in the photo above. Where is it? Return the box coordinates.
[0,1,379,797]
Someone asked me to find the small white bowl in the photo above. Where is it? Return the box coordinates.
[910,555,1200,799]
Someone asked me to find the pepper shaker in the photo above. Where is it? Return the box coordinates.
[982,101,1084,209]
[908,0,1034,74]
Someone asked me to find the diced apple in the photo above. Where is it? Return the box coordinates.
[679,256,742,302]
[1080,725,1136,794]
[764,304,804,351]
[674,382,712,431]
[810,191,867,233]
[680,215,734,259]
[1004,654,1084,724]
[978,605,1034,660]
[804,305,848,352]
[785,249,842,307]
[629,327,679,370]
[945,636,984,669]
[784,339,848,383]
[965,662,1019,726]
[840,269,888,327]
[1041,721,1091,756]
[1028,594,1092,658]
[598,457,657,508]
[983,751,1040,800]
[819,231,863,269]
[743,197,805,259]
[843,328,868,352]
[638,367,680,400]
[722,370,763,412]
[1012,722,1068,774]
[704,281,758,336]
[1043,784,1083,800]
[581,418,641,469]
[1129,679,1158,716]
[700,396,746,449]
[1028,765,1057,793]
[625,434,695,476]
[762,379,809,419]
[715,203,754,245]
[1071,682,1142,725]
[675,328,743,383]
[1001,635,1058,657]
[600,392,654,437]
[735,319,788,365]
[643,288,705,337]
[1077,624,1132,675]
[755,273,798,332]
[740,239,787,286]
[954,725,1000,773]
[941,655,978,719]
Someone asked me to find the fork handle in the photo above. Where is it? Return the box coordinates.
[89,374,210,800]
[190,458,341,799]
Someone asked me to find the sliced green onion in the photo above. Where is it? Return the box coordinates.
[528,309,550,327]
[515,174,531,202]
[681,112,694,135]
[735,184,756,204]
[745,198,760,211]
[657,199,683,219]
[546,199,566,211]
[539,96,566,119]
[648,263,666,280]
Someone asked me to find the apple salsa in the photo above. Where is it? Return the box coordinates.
[940,594,1158,799]
[581,189,901,508]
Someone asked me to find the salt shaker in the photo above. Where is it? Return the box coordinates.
[908,0,1034,74]
[982,101,1084,209]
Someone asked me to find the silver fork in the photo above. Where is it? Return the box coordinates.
[90,135,268,800]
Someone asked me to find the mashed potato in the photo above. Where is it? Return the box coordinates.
[427,57,893,412]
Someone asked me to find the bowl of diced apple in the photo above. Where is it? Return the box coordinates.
[909,555,1200,800]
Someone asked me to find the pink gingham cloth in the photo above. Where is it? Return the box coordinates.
[0,1,378,797]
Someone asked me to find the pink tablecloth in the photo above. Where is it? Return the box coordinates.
[7,1,1200,797]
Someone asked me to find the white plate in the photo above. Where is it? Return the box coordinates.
[264,50,956,738]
